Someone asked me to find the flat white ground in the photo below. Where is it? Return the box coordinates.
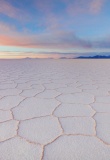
[0,59,110,160]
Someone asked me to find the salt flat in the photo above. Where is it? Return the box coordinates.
[0,59,110,160]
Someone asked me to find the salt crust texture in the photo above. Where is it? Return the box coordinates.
[0,59,110,160]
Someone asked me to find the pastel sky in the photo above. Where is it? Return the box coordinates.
[0,0,110,58]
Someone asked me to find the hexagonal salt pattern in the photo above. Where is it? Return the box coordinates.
[0,59,110,160]
[43,136,110,160]
[16,83,32,90]
[0,120,18,141]
[91,103,110,112]
[20,89,44,97]
[19,116,62,144]
[54,103,94,117]
[0,137,42,160]
[0,88,22,96]
[94,113,110,144]
[13,97,60,120]
[0,96,24,110]
[57,93,94,104]
[60,117,95,135]
[0,110,12,122]
[35,90,60,98]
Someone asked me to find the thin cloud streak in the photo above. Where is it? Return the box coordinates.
[1,30,110,50]
[64,0,105,15]
[1,50,110,59]
[0,0,31,21]
[0,30,92,49]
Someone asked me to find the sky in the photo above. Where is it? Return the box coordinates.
[0,0,110,59]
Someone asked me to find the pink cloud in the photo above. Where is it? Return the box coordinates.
[0,0,20,19]
[0,22,16,33]
[0,0,30,21]
[90,0,105,14]
[1,30,110,50]
[63,0,105,15]
[35,0,61,31]
[0,30,91,49]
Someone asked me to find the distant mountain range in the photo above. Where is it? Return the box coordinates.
[77,55,110,59]
[21,55,110,60]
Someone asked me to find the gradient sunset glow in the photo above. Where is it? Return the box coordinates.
[0,0,110,59]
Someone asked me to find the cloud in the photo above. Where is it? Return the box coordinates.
[0,30,91,49]
[1,29,110,51]
[64,0,105,15]
[92,38,110,48]
[0,0,108,55]
[90,0,105,14]
[34,0,62,31]
[0,51,85,59]
[0,22,16,33]
[0,0,105,33]
[1,50,110,59]
[0,0,21,19]
[0,0,31,21]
